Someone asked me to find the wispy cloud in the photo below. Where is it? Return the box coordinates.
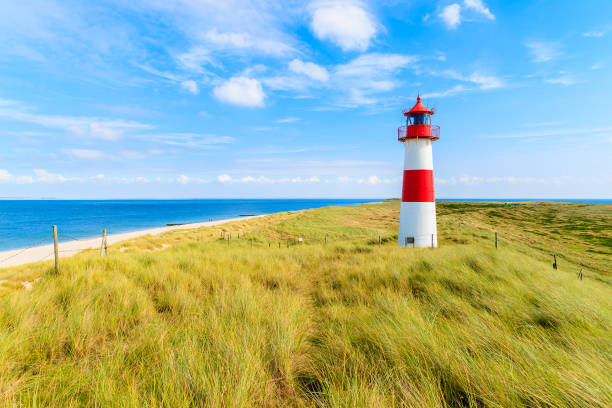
[180,80,200,95]
[147,133,235,149]
[582,29,607,38]
[289,59,329,82]
[62,148,106,159]
[490,126,612,139]
[545,75,576,86]
[333,53,417,105]
[526,41,562,63]
[0,98,152,140]
[275,117,300,123]
[421,70,505,98]
[436,174,580,186]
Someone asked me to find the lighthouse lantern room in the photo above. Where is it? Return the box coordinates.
[397,95,439,247]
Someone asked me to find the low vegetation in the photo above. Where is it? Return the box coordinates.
[0,200,610,407]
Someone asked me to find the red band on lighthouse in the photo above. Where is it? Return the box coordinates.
[401,169,434,202]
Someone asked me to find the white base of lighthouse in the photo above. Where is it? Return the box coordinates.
[398,201,437,247]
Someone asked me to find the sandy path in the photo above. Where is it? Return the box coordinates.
[0,216,261,268]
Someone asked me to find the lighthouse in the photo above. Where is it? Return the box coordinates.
[397,95,440,247]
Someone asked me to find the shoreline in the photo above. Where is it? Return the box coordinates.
[0,216,262,268]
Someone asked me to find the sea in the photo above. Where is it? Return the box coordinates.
[0,198,609,252]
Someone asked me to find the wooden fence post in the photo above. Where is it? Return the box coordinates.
[431,234,434,248]
[52,225,59,274]
[495,232,498,249]
[325,235,327,247]
[100,229,107,256]
[553,255,557,270]
[379,236,381,248]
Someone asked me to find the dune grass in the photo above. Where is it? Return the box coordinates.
[0,200,610,407]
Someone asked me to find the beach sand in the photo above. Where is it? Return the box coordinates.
[0,216,261,268]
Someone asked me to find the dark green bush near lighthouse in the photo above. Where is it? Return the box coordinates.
[0,201,610,407]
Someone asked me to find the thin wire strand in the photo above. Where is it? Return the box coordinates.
[0,236,53,264]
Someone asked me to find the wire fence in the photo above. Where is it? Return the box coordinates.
[0,226,109,270]
[1,225,580,281]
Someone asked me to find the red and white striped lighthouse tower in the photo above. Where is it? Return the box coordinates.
[397,95,440,247]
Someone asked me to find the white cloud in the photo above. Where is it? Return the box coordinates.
[310,0,377,51]
[464,0,495,20]
[583,30,606,38]
[276,117,300,123]
[180,80,200,95]
[289,59,330,82]
[213,77,265,107]
[63,148,105,159]
[175,174,207,184]
[33,169,75,183]
[0,169,12,182]
[356,175,398,185]
[217,174,232,183]
[216,174,323,184]
[546,75,576,86]
[439,4,461,29]
[439,1,494,29]
[526,41,561,63]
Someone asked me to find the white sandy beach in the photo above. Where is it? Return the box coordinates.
[0,216,261,268]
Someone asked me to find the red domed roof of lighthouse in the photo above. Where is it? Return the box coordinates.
[404,95,433,115]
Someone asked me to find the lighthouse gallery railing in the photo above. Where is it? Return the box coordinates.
[398,125,440,141]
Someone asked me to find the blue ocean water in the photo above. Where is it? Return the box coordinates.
[0,199,380,252]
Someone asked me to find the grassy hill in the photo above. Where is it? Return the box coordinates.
[0,200,610,407]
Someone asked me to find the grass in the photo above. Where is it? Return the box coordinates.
[0,200,610,407]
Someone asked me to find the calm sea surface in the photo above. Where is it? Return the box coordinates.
[0,198,609,252]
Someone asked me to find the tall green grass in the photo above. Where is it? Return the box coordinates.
[0,201,610,407]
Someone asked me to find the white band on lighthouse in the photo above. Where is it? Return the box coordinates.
[398,96,438,248]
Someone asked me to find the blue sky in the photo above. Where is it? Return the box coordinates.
[0,0,610,198]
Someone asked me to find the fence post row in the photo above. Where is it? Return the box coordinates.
[52,225,59,274]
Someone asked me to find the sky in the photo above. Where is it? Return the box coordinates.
[0,0,611,199]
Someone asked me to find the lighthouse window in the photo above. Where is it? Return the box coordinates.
[412,113,426,125]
